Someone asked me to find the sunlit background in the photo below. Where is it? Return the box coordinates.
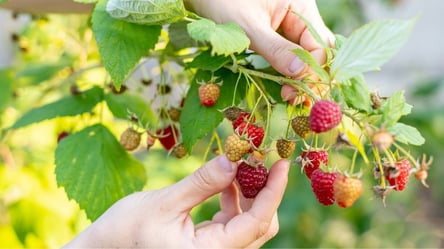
[1,0,443,248]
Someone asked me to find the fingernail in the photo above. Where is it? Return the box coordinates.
[219,155,236,173]
[289,57,305,75]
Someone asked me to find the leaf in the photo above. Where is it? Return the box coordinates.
[11,86,103,129]
[380,90,412,127]
[0,69,13,115]
[15,57,73,86]
[187,18,250,56]
[168,21,199,50]
[346,130,369,164]
[292,48,330,83]
[55,124,147,221]
[331,18,416,81]
[389,122,425,146]
[180,69,246,152]
[106,0,186,25]
[186,50,231,71]
[104,92,158,126]
[92,0,161,88]
[340,74,372,113]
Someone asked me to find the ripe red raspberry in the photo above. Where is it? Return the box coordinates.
[276,138,296,159]
[333,174,363,208]
[236,161,268,198]
[236,122,264,149]
[298,149,329,179]
[156,125,179,151]
[224,134,251,162]
[198,82,220,107]
[384,159,411,191]
[310,169,339,206]
[309,100,342,133]
[120,127,141,151]
[232,112,255,130]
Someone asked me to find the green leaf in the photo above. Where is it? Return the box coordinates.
[340,74,372,113]
[15,57,72,86]
[11,86,103,129]
[92,0,161,88]
[186,50,231,71]
[388,122,425,146]
[332,18,416,81]
[380,90,412,127]
[106,0,186,25]
[292,48,330,83]
[334,34,347,50]
[168,21,199,50]
[187,18,250,56]
[55,124,147,221]
[105,92,158,126]
[0,69,13,115]
[180,69,246,152]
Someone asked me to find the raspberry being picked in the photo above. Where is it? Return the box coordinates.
[236,161,269,198]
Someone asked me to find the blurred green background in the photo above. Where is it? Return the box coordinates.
[1,0,443,248]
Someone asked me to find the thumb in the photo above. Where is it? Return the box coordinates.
[166,155,237,211]
[248,27,307,78]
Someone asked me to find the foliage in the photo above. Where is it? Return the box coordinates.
[0,0,442,248]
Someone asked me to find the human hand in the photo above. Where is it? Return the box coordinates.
[185,0,335,103]
[64,155,290,248]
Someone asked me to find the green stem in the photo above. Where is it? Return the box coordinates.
[393,142,420,169]
[372,147,386,189]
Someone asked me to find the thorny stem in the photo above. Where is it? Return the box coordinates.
[233,65,323,101]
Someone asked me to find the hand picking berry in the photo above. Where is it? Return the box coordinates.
[309,100,342,133]
[198,81,221,107]
[235,161,268,198]
[310,169,339,206]
[120,127,141,151]
[333,174,363,208]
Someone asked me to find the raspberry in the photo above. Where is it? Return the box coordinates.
[57,131,69,143]
[236,122,264,150]
[156,125,179,151]
[172,143,187,159]
[298,149,329,179]
[310,169,339,206]
[198,82,220,107]
[333,174,363,208]
[309,100,342,133]
[291,116,311,138]
[276,138,296,159]
[236,161,268,198]
[224,134,251,162]
[120,127,141,151]
[168,107,181,122]
[232,112,255,130]
[383,159,411,191]
[222,106,244,121]
[371,129,394,152]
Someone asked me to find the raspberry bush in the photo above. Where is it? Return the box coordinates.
[2,0,432,224]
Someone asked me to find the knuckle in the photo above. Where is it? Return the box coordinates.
[191,167,214,192]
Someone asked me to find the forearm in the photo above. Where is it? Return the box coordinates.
[0,0,93,14]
